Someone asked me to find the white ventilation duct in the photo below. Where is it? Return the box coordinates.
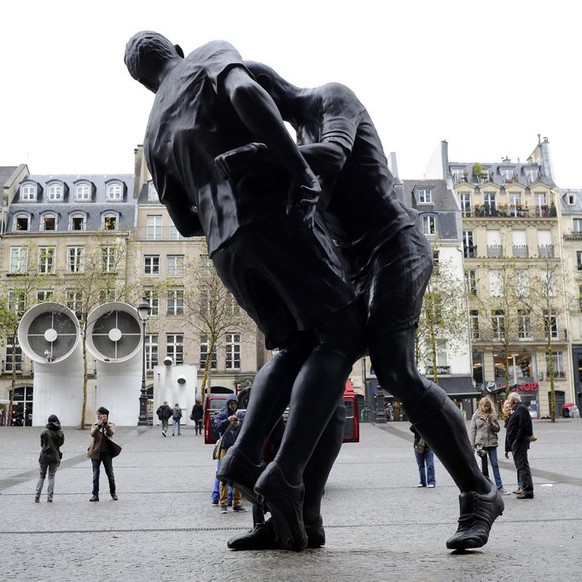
[86,302,143,426]
[17,303,83,427]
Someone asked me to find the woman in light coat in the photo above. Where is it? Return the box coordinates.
[469,397,509,495]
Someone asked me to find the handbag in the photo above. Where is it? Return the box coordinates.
[109,439,122,458]
[212,422,232,460]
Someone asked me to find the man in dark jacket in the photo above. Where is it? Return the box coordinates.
[156,401,173,437]
[35,414,64,503]
[213,395,246,514]
[505,392,534,499]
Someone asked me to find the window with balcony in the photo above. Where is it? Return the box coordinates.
[459,192,472,216]
[573,218,582,234]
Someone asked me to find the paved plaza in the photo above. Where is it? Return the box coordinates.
[1,418,581,581]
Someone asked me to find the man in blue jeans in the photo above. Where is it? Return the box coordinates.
[87,407,118,502]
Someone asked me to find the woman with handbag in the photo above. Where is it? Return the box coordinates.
[470,397,509,495]
[87,406,121,502]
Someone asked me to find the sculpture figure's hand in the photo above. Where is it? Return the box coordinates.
[287,167,321,228]
[215,143,265,182]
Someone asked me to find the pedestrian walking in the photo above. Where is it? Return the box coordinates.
[35,414,64,503]
[190,401,203,436]
[156,401,173,436]
[172,403,182,436]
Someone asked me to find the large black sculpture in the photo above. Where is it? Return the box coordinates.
[125,32,503,552]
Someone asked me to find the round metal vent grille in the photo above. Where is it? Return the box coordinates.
[18,303,80,363]
[87,303,142,362]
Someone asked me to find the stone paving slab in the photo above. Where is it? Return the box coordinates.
[1,419,581,581]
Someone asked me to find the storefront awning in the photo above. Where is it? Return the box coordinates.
[436,376,480,398]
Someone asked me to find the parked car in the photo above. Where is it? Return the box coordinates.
[203,382,359,444]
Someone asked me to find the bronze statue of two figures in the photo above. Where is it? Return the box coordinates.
[125,31,503,552]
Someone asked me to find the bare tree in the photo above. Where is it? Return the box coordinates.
[521,259,568,423]
[416,254,468,382]
[180,252,254,397]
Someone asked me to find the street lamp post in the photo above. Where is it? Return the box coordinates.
[137,297,151,426]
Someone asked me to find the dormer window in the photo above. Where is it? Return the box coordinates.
[102,212,118,230]
[21,183,37,201]
[70,213,86,231]
[417,188,433,204]
[14,213,30,232]
[47,183,64,201]
[106,182,123,201]
[41,213,58,231]
[147,181,159,202]
[75,183,92,201]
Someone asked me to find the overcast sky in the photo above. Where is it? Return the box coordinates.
[1,0,580,186]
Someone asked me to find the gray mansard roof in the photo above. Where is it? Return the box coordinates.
[8,174,136,232]
[403,179,461,241]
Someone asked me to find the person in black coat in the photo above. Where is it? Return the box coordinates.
[35,414,64,503]
[505,392,534,499]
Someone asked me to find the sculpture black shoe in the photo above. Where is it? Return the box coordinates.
[227,522,279,551]
[446,481,504,550]
[255,462,307,551]
[216,446,265,507]
[305,516,326,548]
